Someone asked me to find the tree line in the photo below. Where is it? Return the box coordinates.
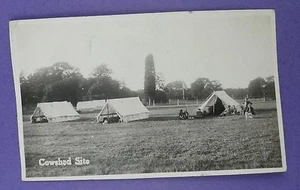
[143,54,276,104]
[20,62,137,108]
[20,54,276,109]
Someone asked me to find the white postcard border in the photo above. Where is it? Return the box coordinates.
[9,9,287,181]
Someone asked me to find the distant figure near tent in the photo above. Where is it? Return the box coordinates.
[245,104,254,119]
[232,105,237,115]
[220,105,232,117]
[30,101,80,123]
[96,97,150,123]
[244,98,255,119]
[244,97,253,114]
[198,91,241,116]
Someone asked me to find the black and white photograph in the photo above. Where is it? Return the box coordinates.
[9,10,286,181]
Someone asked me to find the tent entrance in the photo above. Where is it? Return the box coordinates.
[98,103,121,123]
[208,97,225,116]
[31,107,49,123]
[199,91,241,116]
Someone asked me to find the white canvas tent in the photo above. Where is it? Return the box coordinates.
[199,91,241,115]
[30,101,80,123]
[76,100,106,112]
[96,97,150,123]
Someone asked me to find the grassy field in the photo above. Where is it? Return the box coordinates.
[23,101,282,177]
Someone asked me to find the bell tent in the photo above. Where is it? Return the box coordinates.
[30,101,80,123]
[198,91,241,115]
[96,97,150,123]
[76,100,106,112]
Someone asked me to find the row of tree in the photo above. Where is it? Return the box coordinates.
[20,54,276,108]
[143,54,276,104]
[20,62,138,108]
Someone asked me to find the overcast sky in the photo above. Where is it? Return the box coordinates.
[11,10,277,90]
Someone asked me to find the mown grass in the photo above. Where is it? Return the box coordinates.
[23,101,282,177]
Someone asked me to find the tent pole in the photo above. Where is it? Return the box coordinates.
[213,96,215,116]
[107,103,109,123]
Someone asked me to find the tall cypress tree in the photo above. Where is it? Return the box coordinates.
[144,54,156,103]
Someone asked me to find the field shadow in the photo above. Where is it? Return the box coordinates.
[252,115,275,119]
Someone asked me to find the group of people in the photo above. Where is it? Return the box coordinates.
[220,97,255,119]
[179,109,190,120]
[219,105,238,116]
[178,97,255,120]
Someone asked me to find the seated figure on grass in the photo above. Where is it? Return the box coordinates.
[31,115,48,123]
[196,108,204,118]
[179,109,189,120]
[102,115,121,124]
[220,105,232,117]
[245,103,255,119]
[184,109,189,119]
[232,105,237,115]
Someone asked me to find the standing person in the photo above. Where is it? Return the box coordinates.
[249,103,255,115]
[245,104,254,119]
[244,97,252,114]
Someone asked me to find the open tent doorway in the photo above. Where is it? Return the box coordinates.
[207,97,226,115]
[199,91,241,116]
[96,97,150,123]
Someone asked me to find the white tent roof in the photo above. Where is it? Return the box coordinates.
[199,91,241,112]
[77,100,106,112]
[31,101,80,122]
[97,97,150,122]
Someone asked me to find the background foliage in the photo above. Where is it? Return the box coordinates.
[20,57,276,108]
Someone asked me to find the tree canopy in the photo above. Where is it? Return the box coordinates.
[164,81,188,100]
[20,63,136,108]
[20,62,82,106]
[90,64,112,79]
[190,78,222,99]
[248,77,266,98]
[248,76,276,100]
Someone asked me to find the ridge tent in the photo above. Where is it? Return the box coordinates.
[96,97,150,123]
[198,91,241,115]
[76,100,106,112]
[30,101,80,123]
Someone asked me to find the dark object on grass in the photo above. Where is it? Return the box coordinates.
[179,109,184,120]
[196,109,204,119]
[246,104,255,115]
[183,110,189,119]
[102,116,121,124]
[31,115,48,123]
[179,109,189,120]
